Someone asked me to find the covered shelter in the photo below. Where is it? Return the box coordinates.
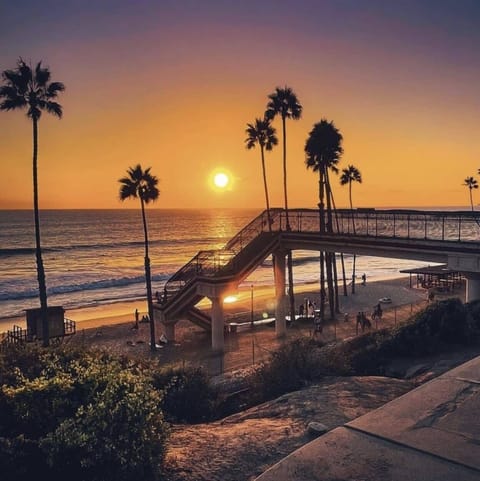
[399,265,463,292]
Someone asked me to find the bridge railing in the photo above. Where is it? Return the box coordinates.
[160,208,479,305]
[274,209,480,242]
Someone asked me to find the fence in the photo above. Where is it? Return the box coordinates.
[180,298,431,376]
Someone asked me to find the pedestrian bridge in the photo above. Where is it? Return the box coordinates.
[154,208,480,351]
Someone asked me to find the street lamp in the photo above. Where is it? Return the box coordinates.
[250,284,254,328]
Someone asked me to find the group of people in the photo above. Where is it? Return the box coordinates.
[298,298,317,318]
[356,311,372,332]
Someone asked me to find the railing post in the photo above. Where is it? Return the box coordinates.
[366,214,369,236]
[375,214,378,237]
[442,215,445,241]
[393,213,396,238]
[458,216,461,241]
[424,215,427,240]
[407,214,410,238]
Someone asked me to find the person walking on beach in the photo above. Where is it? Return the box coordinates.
[134,309,139,329]
[361,273,367,286]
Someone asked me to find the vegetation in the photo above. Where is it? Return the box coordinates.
[1,299,479,480]
[119,165,160,351]
[0,347,169,481]
[305,119,344,320]
[245,117,278,229]
[0,59,65,347]
[247,298,480,402]
[152,365,219,423]
[340,164,362,293]
[463,175,478,211]
[265,86,303,322]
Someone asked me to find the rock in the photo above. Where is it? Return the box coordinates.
[307,421,329,436]
[404,363,429,379]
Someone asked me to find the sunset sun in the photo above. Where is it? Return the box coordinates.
[214,172,229,189]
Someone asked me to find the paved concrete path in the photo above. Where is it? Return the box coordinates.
[255,355,480,481]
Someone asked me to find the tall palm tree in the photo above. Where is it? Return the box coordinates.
[305,119,343,320]
[265,86,302,229]
[245,117,278,230]
[0,58,65,347]
[340,165,362,294]
[265,86,302,322]
[119,165,160,351]
[463,176,478,211]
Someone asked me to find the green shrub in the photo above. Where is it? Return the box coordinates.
[249,338,322,401]
[0,346,170,481]
[152,365,218,423]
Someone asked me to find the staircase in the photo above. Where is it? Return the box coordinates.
[156,209,282,329]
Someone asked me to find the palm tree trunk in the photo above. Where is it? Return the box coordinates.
[352,254,357,294]
[281,115,295,320]
[330,187,348,297]
[470,189,474,211]
[260,145,272,231]
[324,169,335,319]
[318,171,326,321]
[349,180,357,294]
[32,118,49,347]
[141,197,156,351]
[282,116,289,230]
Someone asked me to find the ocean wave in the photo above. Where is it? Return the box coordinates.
[0,237,221,258]
[0,272,170,302]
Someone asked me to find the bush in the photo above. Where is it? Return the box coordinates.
[152,365,218,423]
[0,346,169,481]
[249,338,322,402]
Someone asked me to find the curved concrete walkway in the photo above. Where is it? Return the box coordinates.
[256,355,480,481]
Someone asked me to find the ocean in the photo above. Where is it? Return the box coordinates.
[0,208,442,319]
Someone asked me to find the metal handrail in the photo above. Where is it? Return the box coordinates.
[161,208,480,305]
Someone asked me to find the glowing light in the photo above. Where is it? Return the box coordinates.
[214,172,229,188]
[224,295,238,304]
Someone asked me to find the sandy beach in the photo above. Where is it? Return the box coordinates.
[0,275,435,334]
[3,275,456,372]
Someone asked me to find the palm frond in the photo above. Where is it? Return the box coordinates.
[0,58,64,121]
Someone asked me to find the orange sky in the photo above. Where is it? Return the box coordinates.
[1,1,479,210]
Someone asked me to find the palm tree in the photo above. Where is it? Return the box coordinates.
[340,165,362,294]
[463,176,478,211]
[305,119,343,320]
[119,165,160,351]
[340,165,362,215]
[0,58,65,347]
[265,86,302,229]
[265,86,302,322]
[245,117,278,230]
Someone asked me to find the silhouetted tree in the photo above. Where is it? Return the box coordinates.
[245,117,278,230]
[340,164,362,294]
[119,165,159,351]
[0,58,65,347]
[305,119,343,320]
[265,86,302,322]
[463,176,478,211]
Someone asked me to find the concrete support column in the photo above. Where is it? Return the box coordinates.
[274,250,287,337]
[211,296,225,352]
[465,273,480,303]
[163,322,175,342]
[157,311,175,342]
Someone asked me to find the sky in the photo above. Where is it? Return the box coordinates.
[1,0,479,210]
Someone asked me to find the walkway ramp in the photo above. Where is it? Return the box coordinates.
[255,355,480,481]
[155,208,480,331]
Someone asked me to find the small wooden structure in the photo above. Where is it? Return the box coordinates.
[2,306,76,346]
